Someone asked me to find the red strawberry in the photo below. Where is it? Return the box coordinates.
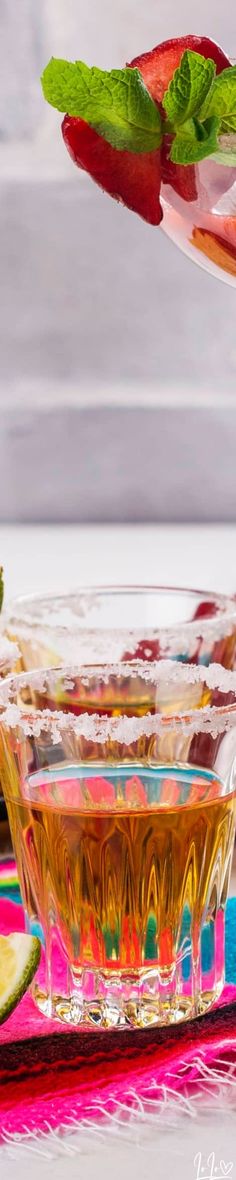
[129,35,231,104]
[62,116,163,225]
[62,36,231,225]
[161,136,198,203]
[130,35,231,206]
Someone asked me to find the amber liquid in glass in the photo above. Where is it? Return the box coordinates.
[6,763,236,1028]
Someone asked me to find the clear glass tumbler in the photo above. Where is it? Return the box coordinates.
[0,659,236,1030]
[5,584,236,671]
[5,585,236,856]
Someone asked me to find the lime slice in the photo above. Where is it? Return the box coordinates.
[0,932,41,1024]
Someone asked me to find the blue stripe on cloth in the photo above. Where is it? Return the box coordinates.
[226,897,236,982]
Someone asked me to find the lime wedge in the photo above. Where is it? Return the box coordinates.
[0,932,41,1024]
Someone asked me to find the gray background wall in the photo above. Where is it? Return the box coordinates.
[1,1,236,522]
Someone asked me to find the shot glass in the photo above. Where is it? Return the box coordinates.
[5,584,236,671]
[0,659,236,1030]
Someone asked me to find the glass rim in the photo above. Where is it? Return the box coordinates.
[5,581,236,612]
[4,583,236,648]
[1,659,236,741]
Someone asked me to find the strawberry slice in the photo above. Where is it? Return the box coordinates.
[191,218,236,278]
[161,136,197,203]
[62,116,163,225]
[129,35,231,104]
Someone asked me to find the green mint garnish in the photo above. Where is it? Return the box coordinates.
[163,51,236,164]
[41,59,162,153]
[199,66,236,134]
[41,49,236,169]
[170,115,219,165]
[162,49,220,164]
[163,50,216,128]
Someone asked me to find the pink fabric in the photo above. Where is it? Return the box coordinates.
[0,899,70,1041]
[0,896,236,1046]
[1,992,236,1140]
[1,896,236,1142]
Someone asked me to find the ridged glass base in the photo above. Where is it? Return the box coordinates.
[32,969,224,1030]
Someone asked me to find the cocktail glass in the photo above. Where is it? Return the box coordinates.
[161,137,236,285]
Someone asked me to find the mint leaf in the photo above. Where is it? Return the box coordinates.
[200,66,236,133]
[162,50,236,166]
[170,115,219,164]
[41,58,162,153]
[163,50,215,128]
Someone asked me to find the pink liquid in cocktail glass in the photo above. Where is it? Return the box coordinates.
[161,147,236,284]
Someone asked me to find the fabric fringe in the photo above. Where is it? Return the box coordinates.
[2,1053,236,1160]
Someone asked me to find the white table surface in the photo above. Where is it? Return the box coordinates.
[1,522,236,600]
[1,523,236,1179]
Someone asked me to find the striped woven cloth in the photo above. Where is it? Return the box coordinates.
[0,859,236,1144]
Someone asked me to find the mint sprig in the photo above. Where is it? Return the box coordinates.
[41,49,236,169]
[41,58,162,153]
[162,48,221,165]
[199,66,236,133]
[162,50,236,165]
[163,50,216,127]
[170,115,219,164]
